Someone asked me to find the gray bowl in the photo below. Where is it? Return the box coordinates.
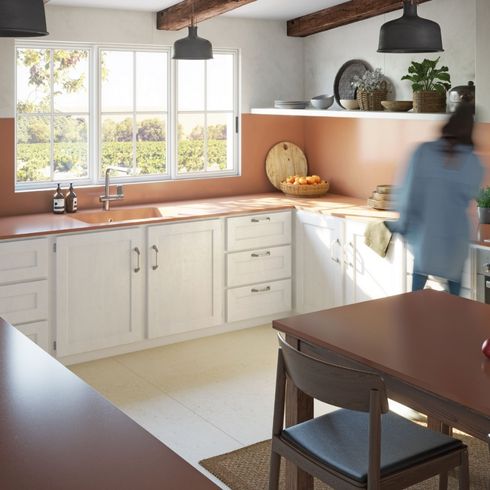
[310,94,334,110]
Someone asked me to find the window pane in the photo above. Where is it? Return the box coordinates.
[177,113,204,173]
[207,113,234,171]
[101,51,134,112]
[136,115,166,175]
[16,48,51,113]
[207,54,234,111]
[53,49,90,113]
[136,52,167,112]
[101,114,134,176]
[54,115,88,180]
[16,115,51,183]
[177,60,205,111]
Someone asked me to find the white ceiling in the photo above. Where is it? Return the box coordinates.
[47,0,344,21]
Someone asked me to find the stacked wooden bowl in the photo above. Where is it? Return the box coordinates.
[367,185,395,210]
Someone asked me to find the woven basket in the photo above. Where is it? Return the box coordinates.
[280,181,329,197]
[357,88,387,111]
[413,91,447,113]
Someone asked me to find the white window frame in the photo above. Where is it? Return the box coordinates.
[15,42,240,191]
[172,48,240,180]
[15,41,94,190]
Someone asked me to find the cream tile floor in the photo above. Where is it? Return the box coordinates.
[70,324,284,489]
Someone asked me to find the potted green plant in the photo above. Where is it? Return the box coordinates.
[401,57,451,113]
[351,68,388,111]
[476,186,490,224]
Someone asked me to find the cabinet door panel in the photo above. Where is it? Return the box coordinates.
[227,245,291,287]
[0,280,48,325]
[0,238,48,284]
[16,320,49,352]
[295,212,343,313]
[56,229,144,357]
[344,220,405,305]
[148,220,224,338]
[227,211,291,251]
[227,279,291,323]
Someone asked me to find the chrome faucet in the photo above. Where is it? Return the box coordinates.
[99,166,130,211]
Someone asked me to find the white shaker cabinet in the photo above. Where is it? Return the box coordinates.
[295,211,343,313]
[147,220,224,338]
[0,237,50,352]
[56,228,145,357]
[343,220,406,305]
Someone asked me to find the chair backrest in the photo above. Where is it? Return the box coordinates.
[278,335,389,413]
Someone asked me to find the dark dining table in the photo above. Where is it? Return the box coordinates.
[273,289,490,490]
[0,317,218,490]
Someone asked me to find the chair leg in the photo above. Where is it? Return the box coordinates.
[269,448,281,490]
[458,448,470,490]
[438,472,448,490]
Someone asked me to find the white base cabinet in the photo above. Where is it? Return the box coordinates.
[147,220,224,338]
[56,228,145,357]
[344,220,406,305]
[0,238,50,352]
[295,211,343,314]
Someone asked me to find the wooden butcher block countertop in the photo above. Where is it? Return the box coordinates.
[0,191,488,247]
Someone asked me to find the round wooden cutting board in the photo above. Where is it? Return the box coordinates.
[265,141,308,189]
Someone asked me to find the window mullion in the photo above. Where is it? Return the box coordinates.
[203,60,208,172]
[133,51,137,175]
[50,48,55,183]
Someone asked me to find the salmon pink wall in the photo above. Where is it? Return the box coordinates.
[303,117,490,199]
[2,114,489,218]
[0,115,303,217]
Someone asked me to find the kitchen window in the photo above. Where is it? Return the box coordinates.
[15,42,239,190]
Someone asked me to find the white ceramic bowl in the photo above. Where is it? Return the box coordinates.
[340,99,359,110]
[310,94,334,110]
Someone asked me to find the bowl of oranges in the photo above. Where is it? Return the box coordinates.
[280,175,329,197]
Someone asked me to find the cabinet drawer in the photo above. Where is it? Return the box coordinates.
[227,245,291,287]
[0,280,48,325]
[0,238,48,285]
[227,279,291,323]
[226,211,291,251]
[16,320,49,352]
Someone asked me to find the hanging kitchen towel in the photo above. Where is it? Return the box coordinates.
[364,221,393,258]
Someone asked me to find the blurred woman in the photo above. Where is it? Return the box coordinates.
[386,103,483,295]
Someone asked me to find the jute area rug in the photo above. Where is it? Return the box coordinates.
[200,432,489,490]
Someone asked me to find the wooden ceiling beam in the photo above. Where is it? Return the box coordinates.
[157,0,256,31]
[287,0,432,38]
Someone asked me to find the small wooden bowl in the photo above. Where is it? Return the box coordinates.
[280,181,330,197]
[381,100,413,112]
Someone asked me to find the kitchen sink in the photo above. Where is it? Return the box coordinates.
[75,207,164,224]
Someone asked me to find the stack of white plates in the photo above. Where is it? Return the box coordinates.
[274,100,307,109]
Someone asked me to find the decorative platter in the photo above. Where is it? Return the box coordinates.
[334,59,372,109]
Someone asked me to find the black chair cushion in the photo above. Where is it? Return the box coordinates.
[282,409,463,484]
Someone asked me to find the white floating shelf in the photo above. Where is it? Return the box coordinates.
[250,108,449,121]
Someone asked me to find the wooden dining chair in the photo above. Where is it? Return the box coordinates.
[269,335,469,490]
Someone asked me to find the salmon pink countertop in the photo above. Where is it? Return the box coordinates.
[0,192,488,248]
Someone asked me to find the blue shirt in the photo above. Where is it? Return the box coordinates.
[386,140,483,282]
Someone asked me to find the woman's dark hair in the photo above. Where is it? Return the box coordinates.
[441,103,474,153]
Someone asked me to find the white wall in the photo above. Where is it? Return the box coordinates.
[304,0,476,108]
[0,5,305,117]
[476,0,490,122]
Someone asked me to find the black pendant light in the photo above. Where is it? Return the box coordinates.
[378,0,443,53]
[173,1,213,60]
[0,0,49,37]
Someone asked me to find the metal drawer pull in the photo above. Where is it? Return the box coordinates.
[251,216,271,223]
[330,238,341,263]
[251,286,271,293]
[251,251,271,258]
[152,245,159,270]
[133,247,141,273]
